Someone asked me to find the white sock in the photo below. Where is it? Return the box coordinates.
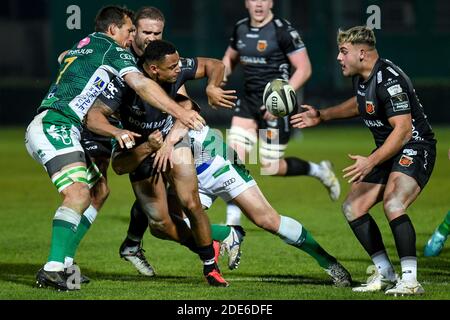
[371,251,396,280]
[54,206,81,226]
[226,203,241,226]
[308,162,322,178]
[400,256,417,282]
[83,205,98,224]
[64,257,74,268]
[277,215,305,246]
[44,261,65,272]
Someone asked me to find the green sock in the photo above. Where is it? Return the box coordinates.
[211,224,231,241]
[65,215,92,259]
[48,219,78,263]
[298,229,337,269]
[437,211,450,237]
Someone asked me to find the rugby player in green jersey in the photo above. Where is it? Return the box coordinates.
[25,5,205,291]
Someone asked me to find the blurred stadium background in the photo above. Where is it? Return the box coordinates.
[1,0,449,127]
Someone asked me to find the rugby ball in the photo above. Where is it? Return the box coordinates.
[263,79,297,117]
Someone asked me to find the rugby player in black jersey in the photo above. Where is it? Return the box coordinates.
[291,26,436,296]
[222,0,340,226]
[86,40,236,286]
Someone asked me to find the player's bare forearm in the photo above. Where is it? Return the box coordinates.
[86,100,141,149]
[125,72,205,130]
[125,72,183,118]
[320,96,359,121]
[85,101,116,137]
[197,58,225,87]
[165,97,192,146]
[167,120,189,146]
[112,142,153,175]
[289,68,311,91]
[222,46,239,81]
[368,114,412,166]
[288,49,312,91]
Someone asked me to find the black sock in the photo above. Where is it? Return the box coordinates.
[196,244,216,275]
[180,236,199,254]
[126,200,148,246]
[349,214,386,256]
[389,215,416,258]
[285,157,310,176]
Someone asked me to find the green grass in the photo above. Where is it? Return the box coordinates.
[0,126,449,300]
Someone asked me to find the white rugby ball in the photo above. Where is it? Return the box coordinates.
[263,79,297,117]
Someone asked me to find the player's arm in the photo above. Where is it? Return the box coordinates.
[290,96,359,128]
[221,46,239,85]
[343,114,412,183]
[153,96,194,172]
[370,114,412,165]
[57,50,69,65]
[123,72,205,130]
[287,49,312,91]
[111,131,163,175]
[85,99,141,149]
[195,57,237,109]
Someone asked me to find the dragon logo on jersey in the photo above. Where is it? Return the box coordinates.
[399,155,413,167]
[257,40,268,52]
[47,125,72,145]
[366,101,375,114]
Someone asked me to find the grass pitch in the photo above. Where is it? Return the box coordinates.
[0,126,449,300]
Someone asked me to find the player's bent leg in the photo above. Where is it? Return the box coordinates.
[259,143,288,176]
[226,120,257,229]
[342,182,400,292]
[37,162,91,291]
[169,147,226,285]
[132,176,182,242]
[64,157,106,279]
[383,172,423,295]
[118,202,155,277]
[234,185,351,286]
[169,146,212,246]
[227,117,258,163]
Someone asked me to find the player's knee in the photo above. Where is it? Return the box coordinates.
[253,212,278,232]
[62,183,91,213]
[227,126,257,157]
[91,178,110,208]
[383,195,405,216]
[342,199,355,222]
[179,194,202,215]
[149,221,172,240]
[259,141,286,175]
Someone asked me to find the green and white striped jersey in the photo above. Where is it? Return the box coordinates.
[39,32,139,126]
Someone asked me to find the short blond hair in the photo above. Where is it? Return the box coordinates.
[337,26,376,48]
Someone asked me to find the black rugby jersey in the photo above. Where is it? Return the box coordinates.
[229,16,305,93]
[98,57,198,145]
[353,58,435,148]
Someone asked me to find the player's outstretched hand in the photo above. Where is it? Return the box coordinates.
[153,140,174,173]
[342,154,375,184]
[206,84,237,109]
[290,105,321,128]
[113,129,141,149]
[180,109,205,131]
